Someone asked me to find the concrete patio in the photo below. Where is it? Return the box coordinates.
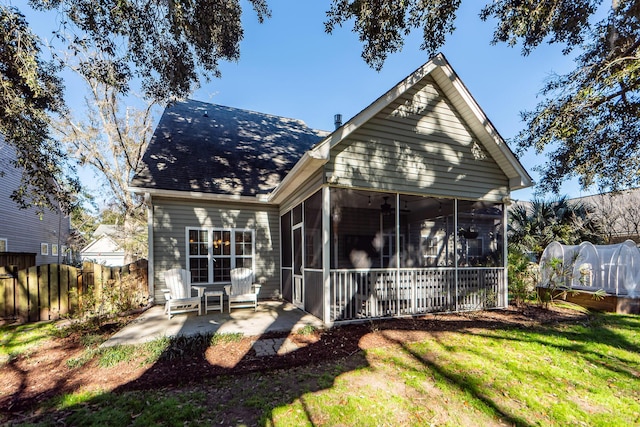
[102,300,324,348]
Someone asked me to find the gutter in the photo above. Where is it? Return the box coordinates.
[267,147,330,204]
[127,186,270,204]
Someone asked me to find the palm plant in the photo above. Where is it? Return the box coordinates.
[508,196,603,260]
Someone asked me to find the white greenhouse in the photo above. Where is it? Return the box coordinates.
[539,240,640,298]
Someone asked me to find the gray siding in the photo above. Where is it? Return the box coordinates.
[0,140,71,265]
[152,197,280,302]
[326,76,508,201]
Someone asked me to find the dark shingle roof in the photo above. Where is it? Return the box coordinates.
[131,100,328,196]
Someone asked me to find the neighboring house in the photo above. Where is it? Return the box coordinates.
[130,54,532,325]
[574,189,640,244]
[80,224,127,266]
[0,138,72,265]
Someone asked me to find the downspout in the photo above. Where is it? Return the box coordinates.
[145,193,154,303]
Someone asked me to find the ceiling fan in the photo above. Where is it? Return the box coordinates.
[380,196,410,216]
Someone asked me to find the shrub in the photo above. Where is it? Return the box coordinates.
[508,248,538,306]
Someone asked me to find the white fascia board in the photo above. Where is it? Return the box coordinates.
[127,186,271,204]
[80,235,121,254]
[430,59,533,191]
[310,59,441,156]
[510,176,534,190]
[267,151,329,204]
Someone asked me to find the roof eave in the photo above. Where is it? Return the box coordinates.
[128,186,271,204]
[428,56,533,191]
[310,58,442,155]
[268,150,329,204]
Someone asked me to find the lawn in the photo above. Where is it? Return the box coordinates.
[3,311,640,426]
[0,321,56,363]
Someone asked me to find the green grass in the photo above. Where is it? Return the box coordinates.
[0,321,56,363]
[271,313,640,426]
[73,332,246,369]
[8,312,640,426]
[42,389,207,427]
[296,325,318,335]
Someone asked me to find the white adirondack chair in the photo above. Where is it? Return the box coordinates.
[224,267,261,312]
[162,268,201,318]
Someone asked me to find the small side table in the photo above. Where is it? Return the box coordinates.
[204,290,224,313]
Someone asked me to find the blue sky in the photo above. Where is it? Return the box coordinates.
[26,1,593,202]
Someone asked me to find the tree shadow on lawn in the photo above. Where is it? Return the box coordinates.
[4,306,610,426]
[467,313,640,381]
[378,312,640,427]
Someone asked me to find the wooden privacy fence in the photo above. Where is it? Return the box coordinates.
[0,259,148,323]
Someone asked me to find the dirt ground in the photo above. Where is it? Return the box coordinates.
[0,304,587,422]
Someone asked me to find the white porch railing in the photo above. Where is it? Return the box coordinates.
[330,267,504,322]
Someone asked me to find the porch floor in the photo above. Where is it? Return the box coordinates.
[102,300,324,347]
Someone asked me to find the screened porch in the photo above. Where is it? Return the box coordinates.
[281,188,507,324]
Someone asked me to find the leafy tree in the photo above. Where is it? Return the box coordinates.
[512,1,640,193]
[325,0,640,193]
[30,0,270,102]
[508,196,603,258]
[1,0,270,212]
[0,5,79,214]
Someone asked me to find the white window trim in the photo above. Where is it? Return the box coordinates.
[0,238,7,252]
[185,227,255,284]
[52,244,58,256]
[41,243,49,256]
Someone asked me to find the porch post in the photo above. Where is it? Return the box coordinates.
[322,186,332,325]
[502,201,509,308]
[395,193,401,315]
[454,199,458,312]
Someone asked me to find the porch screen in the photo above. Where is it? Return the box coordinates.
[457,201,504,267]
[304,190,322,269]
[331,189,458,269]
[281,211,292,268]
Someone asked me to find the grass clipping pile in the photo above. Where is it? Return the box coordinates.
[1,304,586,417]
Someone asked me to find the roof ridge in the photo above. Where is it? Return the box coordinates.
[181,98,329,134]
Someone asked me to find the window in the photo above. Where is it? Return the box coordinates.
[0,238,7,252]
[41,243,49,256]
[188,229,209,282]
[52,244,58,256]
[186,227,254,283]
[422,237,439,266]
[466,238,483,265]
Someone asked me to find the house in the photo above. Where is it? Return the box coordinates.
[80,224,127,266]
[0,138,72,266]
[130,54,532,325]
[573,189,640,244]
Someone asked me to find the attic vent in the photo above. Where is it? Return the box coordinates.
[334,114,342,129]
